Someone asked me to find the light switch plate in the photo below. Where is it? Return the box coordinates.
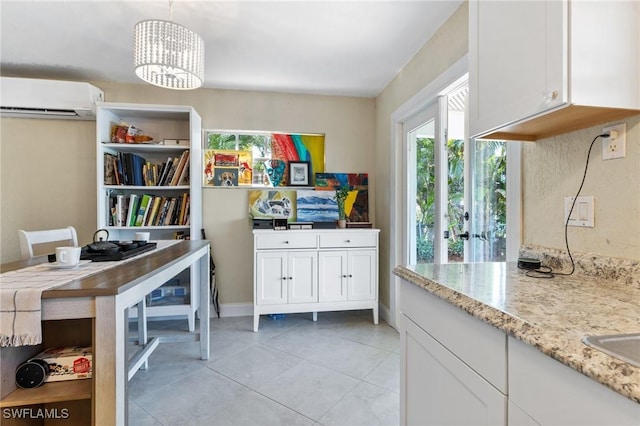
[564,196,594,227]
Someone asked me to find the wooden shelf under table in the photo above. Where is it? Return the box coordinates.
[0,379,91,408]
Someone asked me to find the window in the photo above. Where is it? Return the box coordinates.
[203,130,325,188]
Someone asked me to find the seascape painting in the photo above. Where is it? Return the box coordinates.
[296,190,338,222]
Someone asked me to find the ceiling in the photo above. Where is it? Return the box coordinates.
[0,1,462,98]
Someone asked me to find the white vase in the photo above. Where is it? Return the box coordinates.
[337,219,347,229]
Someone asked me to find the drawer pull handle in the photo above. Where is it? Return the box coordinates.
[289,276,293,280]
[345,240,351,243]
[282,277,287,280]
[342,274,348,278]
[284,241,289,244]
[349,274,353,278]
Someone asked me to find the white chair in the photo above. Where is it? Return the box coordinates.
[18,226,78,260]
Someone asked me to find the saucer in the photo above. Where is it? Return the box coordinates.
[45,260,91,269]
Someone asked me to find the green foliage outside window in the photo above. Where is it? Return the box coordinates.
[415,138,506,263]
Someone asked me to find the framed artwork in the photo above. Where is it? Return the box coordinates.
[203,130,325,188]
[288,161,311,186]
[248,190,296,220]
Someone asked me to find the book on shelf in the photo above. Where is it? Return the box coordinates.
[156,197,171,226]
[126,194,139,227]
[134,194,153,227]
[170,151,190,186]
[164,198,177,225]
[143,162,159,186]
[104,153,118,185]
[162,158,179,186]
[145,196,163,226]
[157,157,172,186]
[178,162,190,186]
[116,194,126,226]
[178,193,189,225]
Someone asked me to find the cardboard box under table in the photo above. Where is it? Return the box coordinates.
[35,346,92,382]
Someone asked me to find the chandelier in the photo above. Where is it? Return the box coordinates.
[133,1,204,90]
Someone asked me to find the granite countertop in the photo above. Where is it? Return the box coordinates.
[393,261,640,404]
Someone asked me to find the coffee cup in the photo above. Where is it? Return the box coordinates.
[134,232,150,242]
[56,246,81,267]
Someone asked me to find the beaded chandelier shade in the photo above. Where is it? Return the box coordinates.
[133,18,204,90]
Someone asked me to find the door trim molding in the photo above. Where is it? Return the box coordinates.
[388,55,468,329]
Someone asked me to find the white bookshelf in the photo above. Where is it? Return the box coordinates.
[96,102,203,329]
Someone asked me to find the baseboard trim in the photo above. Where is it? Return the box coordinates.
[378,301,395,330]
[217,302,253,318]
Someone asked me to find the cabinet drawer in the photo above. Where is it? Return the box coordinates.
[319,232,377,248]
[255,233,317,250]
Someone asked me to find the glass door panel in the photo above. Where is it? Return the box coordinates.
[469,140,508,262]
[445,85,467,263]
[408,116,436,264]
[405,78,516,266]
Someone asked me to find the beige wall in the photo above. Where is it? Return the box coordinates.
[2,0,638,314]
[0,82,375,306]
[522,115,640,259]
[374,3,469,308]
[1,118,97,261]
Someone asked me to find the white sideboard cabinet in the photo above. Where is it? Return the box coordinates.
[469,0,640,140]
[252,229,379,332]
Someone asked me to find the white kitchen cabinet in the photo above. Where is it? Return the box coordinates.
[401,316,507,426]
[256,250,317,305]
[253,229,379,331]
[318,249,376,302]
[509,336,640,426]
[469,0,640,140]
[399,279,507,425]
[96,102,202,329]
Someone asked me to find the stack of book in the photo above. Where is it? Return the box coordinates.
[104,150,190,187]
[109,193,190,227]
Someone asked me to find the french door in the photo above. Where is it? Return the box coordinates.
[403,79,519,265]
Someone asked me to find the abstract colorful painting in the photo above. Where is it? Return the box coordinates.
[248,190,296,220]
[314,173,369,222]
[296,190,338,222]
[271,134,325,186]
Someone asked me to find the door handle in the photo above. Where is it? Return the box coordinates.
[459,231,469,240]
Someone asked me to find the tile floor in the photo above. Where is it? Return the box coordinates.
[128,310,400,426]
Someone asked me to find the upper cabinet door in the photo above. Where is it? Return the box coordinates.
[469,0,640,141]
[469,0,567,139]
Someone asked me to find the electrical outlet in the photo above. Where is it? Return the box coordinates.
[564,196,594,227]
[602,123,626,160]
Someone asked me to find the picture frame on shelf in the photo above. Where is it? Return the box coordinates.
[288,161,311,186]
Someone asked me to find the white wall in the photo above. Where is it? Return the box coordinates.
[0,83,375,307]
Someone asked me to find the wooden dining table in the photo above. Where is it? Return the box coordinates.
[0,240,211,425]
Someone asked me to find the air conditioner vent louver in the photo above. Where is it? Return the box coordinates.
[0,77,104,120]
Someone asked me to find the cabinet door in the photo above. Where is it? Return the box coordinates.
[347,249,376,301]
[287,251,317,304]
[401,316,506,426]
[255,252,287,305]
[318,251,347,302]
[509,337,640,425]
[469,0,566,137]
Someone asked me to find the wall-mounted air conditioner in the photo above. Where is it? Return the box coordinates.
[0,77,104,120]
